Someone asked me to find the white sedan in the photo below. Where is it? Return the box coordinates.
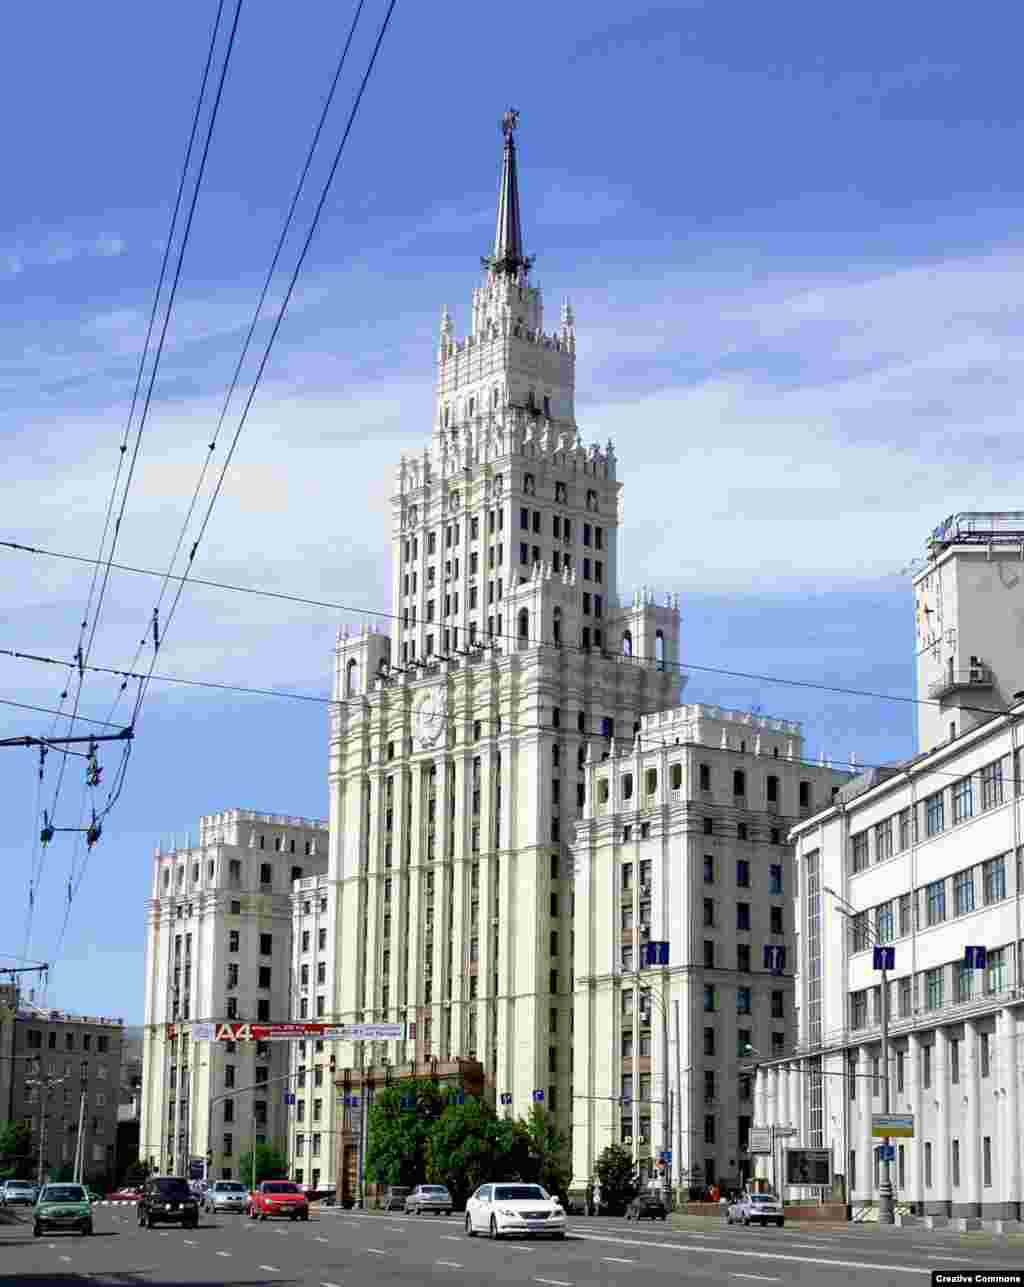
[464,1183,567,1240]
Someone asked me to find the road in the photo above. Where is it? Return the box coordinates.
[0,1203,1021,1285]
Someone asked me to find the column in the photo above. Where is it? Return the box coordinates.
[964,1022,981,1217]
[1001,1007,1021,1220]
[935,1030,950,1215]
[909,1032,924,1214]
[789,1060,801,1139]
[755,1067,767,1126]
[857,1046,872,1203]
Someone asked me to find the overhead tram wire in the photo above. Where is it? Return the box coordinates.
[127,0,401,739]
[0,643,993,786]
[3,537,1010,726]
[34,0,243,967]
[20,3,232,962]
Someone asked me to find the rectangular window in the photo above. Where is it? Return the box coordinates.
[926,879,946,926]
[898,807,913,850]
[771,991,784,1019]
[769,864,783,895]
[736,903,750,931]
[737,987,752,1014]
[950,1039,960,1084]
[925,791,945,836]
[874,818,893,862]
[986,949,1008,995]
[981,760,1004,810]
[925,967,944,1010]
[954,869,975,916]
[736,860,750,888]
[703,986,716,1012]
[851,991,868,1029]
[896,1050,905,1092]
[876,901,894,943]
[923,1045,932,1089]
[737,944,751,971]
[981,1031,991,1076]
[899,894,912,938]
[983,856,1006,904]
[850,832,869,873]
[952,776,973,823]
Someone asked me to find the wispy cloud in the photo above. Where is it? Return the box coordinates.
[0,230,129,278]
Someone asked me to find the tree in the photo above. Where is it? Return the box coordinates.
[50,1164,75,1183]
[364,1078,445,1189]
[520,1105,571,1205]
[594,1144,638,1215]
[0,1119,34,1181]
[425,1097,531,1208]
[237,1143,288,1189]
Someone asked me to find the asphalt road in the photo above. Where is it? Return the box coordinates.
[0,1202,1021,1285]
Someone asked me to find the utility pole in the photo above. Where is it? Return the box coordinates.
[660,965,671,1210]
[673,998,683,1201]
[26,1073,67,1187]
[74,1089,86,1183]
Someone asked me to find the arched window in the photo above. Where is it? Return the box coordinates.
[622,630,633,658]
[553,606,562,646]
[655,629,665,671]
[524,472,535,495]
[586,488,598,511]
[517,609,530,648]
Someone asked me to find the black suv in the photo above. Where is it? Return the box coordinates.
[138,1177,200,1229]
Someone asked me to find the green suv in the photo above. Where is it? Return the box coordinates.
[33,1183,93,1237]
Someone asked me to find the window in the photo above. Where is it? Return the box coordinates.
[956,959,975,1003]
[736,860,750,888]
[899,894,912,938]
[898,808,914,850]
[703,986,717,1012]
[258,966,271,989]
[952,1139,961,1187]
[703,855,714,883]
[952,776,973,823]
[737,988,752,1015]
[981,759,1004,810]
[736,903,750,931]
[699,763,711,791]
[925,791,945,836]
[953,869,975,916]
[925,967,944,1010]
[703,941,715,968]
[875,819,893,862]
[983,1136,993,1188]
[986,950,1007,995]
[924,1142,932,1187]
[851,991,868,1029]
[926,880,946,926]
[257,1000,270,1022]
[899,976,912,1018]
[703,898,714,927]
[733,769,746,796]
[769,864,783,895]
[850,832,869,873]
[950,1039,960,1084]
[704,1115,716,1145]
[983,856,1006,904]
[981,1031,992,1076]
[734,944,749,972]
[703,818,714,836]
[260,862,273,886]
[770,906,783,935]
[259,933,273,955]
[876,901,894,943]
[771,991,784,1019]
[703,1070,716,1104]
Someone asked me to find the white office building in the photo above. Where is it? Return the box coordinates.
[755,514,1024,1224]
[570,703,850,1195]
[141,809,327,1180]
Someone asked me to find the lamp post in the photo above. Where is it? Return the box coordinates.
[633,941,672,1210]
[825,886,894,1226]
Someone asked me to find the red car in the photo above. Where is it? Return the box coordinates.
[106,1188,143,1203]
[248,1181,309,1222]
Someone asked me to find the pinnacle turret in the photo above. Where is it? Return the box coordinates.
[485,109,533,279]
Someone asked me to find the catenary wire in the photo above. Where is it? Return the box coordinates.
[0,697,125,728]
[2,537,1010,723]
[128,0,400,737]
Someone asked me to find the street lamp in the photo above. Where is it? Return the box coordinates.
[632,941,672,1210]
[824,886,895,1226]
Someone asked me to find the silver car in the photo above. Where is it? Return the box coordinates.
[203,1180,249,1214]
[404,1184,453,1215]
[726,1192,785,1228]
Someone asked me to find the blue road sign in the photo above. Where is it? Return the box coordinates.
[764,945,787,973]
[878,1144,896,1162]
[644,941,670,966]
[964,945,987,969]
[872,946,895,971]
[532,1089,545,1103]
[284,1093,295,1105]
[499,1093,512,1105]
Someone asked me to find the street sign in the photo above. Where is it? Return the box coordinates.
[872,1113,913,1138]
[659,1151,672,1164]
[785,1148,831,1186]
[284,1093,295,1105]
[195,1020,408,1044]
[877,1144,896,1162]
[643,941,669,967]
[964,945,987,969]
[334,1022,406,1041]
[763,945,786,974]
[748,1128,772,1154]
[532,1089,545,1102]
[499,1092,512,1105]
[872,946,895,971]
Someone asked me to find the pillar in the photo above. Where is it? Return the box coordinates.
[963,1022,981,1218]
[857,1046,872,1203]
[935,1030,950,1216]
[909,1032,924,1214]
[1001,1007,1021,1220]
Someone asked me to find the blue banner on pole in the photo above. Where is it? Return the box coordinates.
[644,941,670,966]
[764,944,787,973]
[532,1089,545,1102]
[499,1092,512,1105]
[964,945,987,969]
[872,945,895,971]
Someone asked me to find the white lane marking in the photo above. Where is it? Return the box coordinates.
[258,1266,279,1273]
[437,1260,464,1268]
[59,1256,71,1263]
[159,1231,169,1236]
[216,1249,232,1257]
[184,1238,196,1245]
[576,1231,928,1276]
[367,1247,389,1254]
[731,1276,782,1283]
[322,1282,344,1287]
[315,1234,329,1242]
[534,1279,572,1287]
[441,1234,462,1240]
[604,1257,635,1264]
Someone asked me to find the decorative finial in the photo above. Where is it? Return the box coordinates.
[502,108,519,137]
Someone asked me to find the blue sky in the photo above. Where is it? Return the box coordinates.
[2,1,1022,1022]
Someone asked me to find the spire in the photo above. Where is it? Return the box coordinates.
[485,109,533,279]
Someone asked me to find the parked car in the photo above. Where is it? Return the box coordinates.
[248,1180,309,1222]
[3,1180,39,1206]
[382,1186,411,1212]
[106,1187,143,1202]
[464,1182,567,1240]
[33,1183,92,1237]
[625,1193,668,1221]
[726,1192,785,1228]
[303,1186,336,1205]
[404,1184,453,1215]
[137,1176,200,1229]
[203,1180,249,1215]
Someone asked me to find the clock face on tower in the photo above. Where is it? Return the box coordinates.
[414,687,448,749]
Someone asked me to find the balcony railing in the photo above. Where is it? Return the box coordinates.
[928,664,995,701]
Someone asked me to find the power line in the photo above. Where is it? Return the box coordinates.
[3,537,1008,722]
[0,698,124,728]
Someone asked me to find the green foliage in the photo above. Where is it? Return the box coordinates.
[365,1078,445,1188]
[594,1144,638,1214]
[0,1119,34,1180]
[521,1105,571,1205]
[237,1143,288,1188]
[424,1098,532,1208]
